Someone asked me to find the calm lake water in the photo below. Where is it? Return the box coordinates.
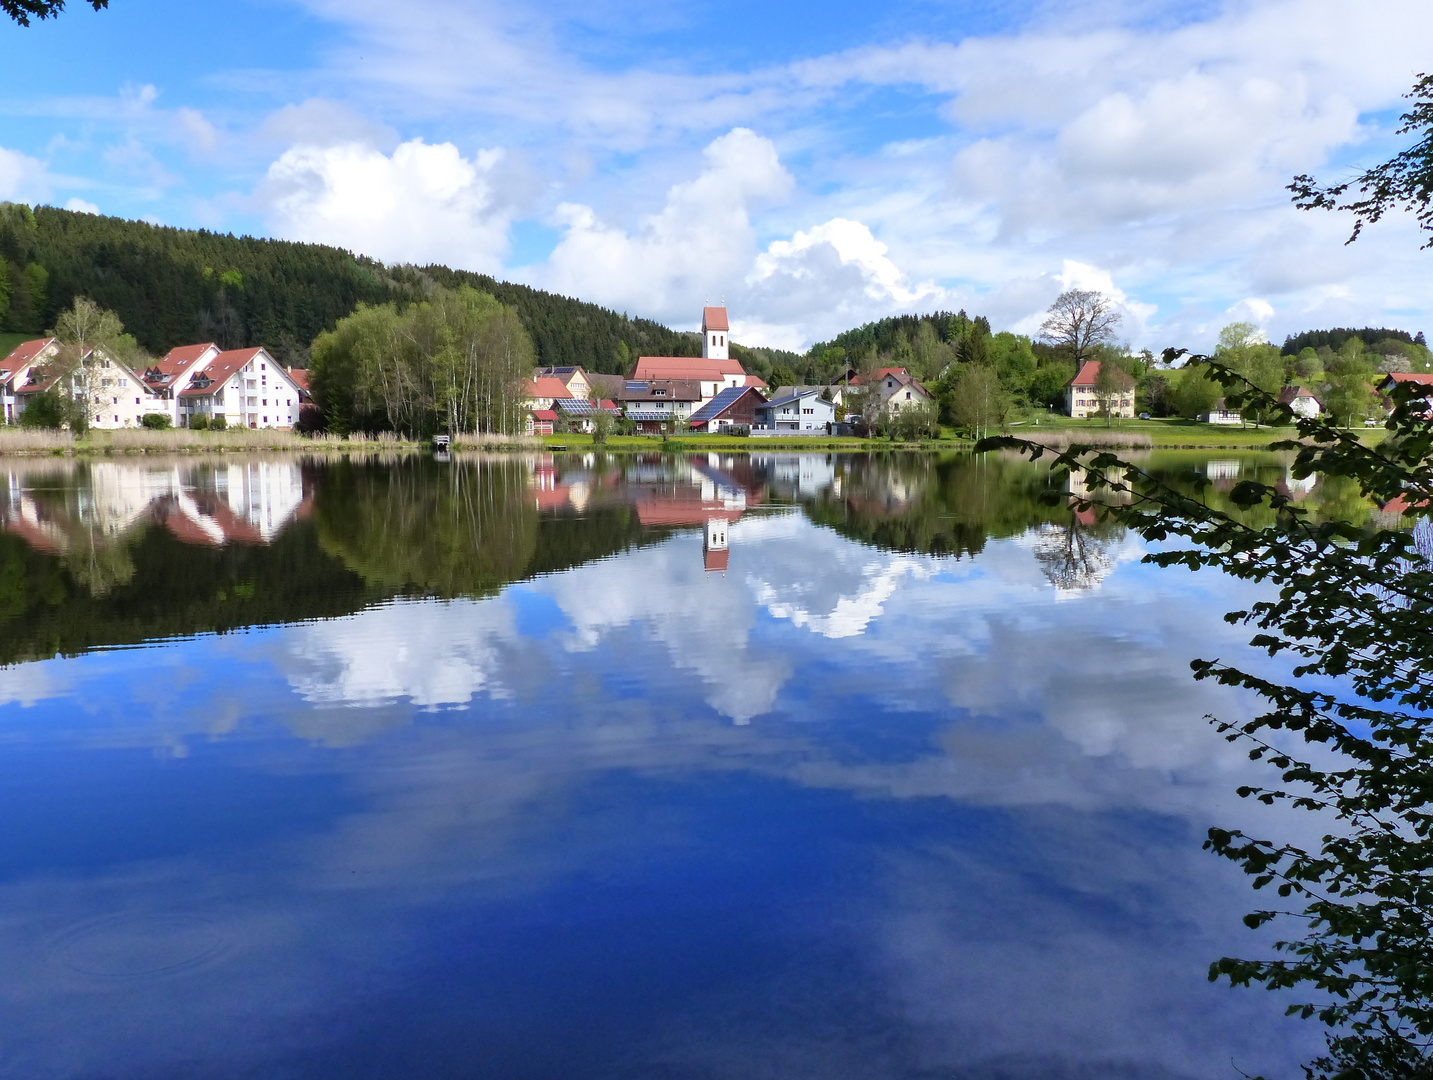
[0,450,1335,1080]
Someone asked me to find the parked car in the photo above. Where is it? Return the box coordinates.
[1139,412,1150,420]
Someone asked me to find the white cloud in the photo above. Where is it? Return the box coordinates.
[541,128,794,319]
[64,197,100,214]
[0,145,53,203]
[259,138,512,271]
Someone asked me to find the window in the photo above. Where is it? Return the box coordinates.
[262,399,267,407]
[905,391,911,399]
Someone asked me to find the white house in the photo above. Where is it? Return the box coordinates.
[872,368,934,415]
[0,338,60,423]
[1066,361,1135,419]
[143,343,222,424]
[1278,385,1322,419]
[177,347,304,429]
[1201,399,1243,425]
[754,389,838,435]
[14,344,168,429]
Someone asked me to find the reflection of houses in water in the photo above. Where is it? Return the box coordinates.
[526,452,765,573]
[1066,464,1131,505]
[1204,459,1242,481]
[0,460,309,554]
[761,454,839,499]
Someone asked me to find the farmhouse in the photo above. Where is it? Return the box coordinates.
[1278,385,1322,418]
[686,386,766,432]
[1066,361,1135,419]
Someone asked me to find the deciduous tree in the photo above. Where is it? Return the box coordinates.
[1037,290,1122,365]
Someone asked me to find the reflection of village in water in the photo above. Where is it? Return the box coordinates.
[3,460,309,556]
[0,450,1363,609]
[532,452,841,573]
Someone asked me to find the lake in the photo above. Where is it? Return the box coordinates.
[0,450,1336,1079]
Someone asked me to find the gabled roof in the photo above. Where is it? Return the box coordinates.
[687,386,763,426]
[555,398,618,414]
[744,374,766,388]
[531,409,557,421]
[150,342,219,383]
[633,356,746,382]
[620,378,703,402]
[1278,385,1320,404]
[1069,361,1102,387]
[522,376,575,400]
[178,348,273,397]
[851,367,910,386]
[702,306,729,332]
[1381,372,1433,386]
[288,368,312,398]
[1,337,57,370]
[761,388,828,410]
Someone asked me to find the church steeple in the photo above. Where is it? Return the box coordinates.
[701,305,729,360]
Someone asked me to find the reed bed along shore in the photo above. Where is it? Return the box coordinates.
[1016,429,1155,451]
[0,427,543,456]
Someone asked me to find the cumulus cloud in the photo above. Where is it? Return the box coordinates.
[259,138,513,271]
[0,145,53,203]
[541,128,794,319]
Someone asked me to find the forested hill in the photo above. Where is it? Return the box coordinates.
[0,203,700,372]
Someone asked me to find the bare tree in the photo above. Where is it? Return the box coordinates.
[1038,290,1122,365]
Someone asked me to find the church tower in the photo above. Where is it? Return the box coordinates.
[701,305,729,360]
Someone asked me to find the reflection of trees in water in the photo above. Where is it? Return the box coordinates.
[1032,514,1119,592]
[799,452,1071,558]
[313,457,538,599]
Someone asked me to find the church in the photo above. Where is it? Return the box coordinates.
[630,306,766,403]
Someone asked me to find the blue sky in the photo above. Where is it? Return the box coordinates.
[1,0,1429,350]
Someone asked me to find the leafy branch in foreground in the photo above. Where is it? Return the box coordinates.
[981,364,1433,1079]
[2,0,107,26]
[1291,72,1433,248]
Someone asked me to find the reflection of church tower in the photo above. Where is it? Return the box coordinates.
[704,517,729,573]
[702,306,729,360]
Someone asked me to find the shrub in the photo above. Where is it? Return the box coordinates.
[189,415,209,430]
[18,390,87,434]
[591,410,614,444]
[140,412,172,429]
[209,416,227,431]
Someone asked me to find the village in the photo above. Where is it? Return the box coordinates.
[0,301,1426,439]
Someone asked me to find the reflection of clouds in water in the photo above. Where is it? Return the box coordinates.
[282,599,512,712]
[538,532,791,724]
[745,517,939,639]
[0,664,65,708]
[0,512,1327,1079]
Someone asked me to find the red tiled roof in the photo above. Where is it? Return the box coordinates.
[1278,385,1320,403]
[1384,372,1433,385]
[702,306,730,332]
[744,374,767,388]
[153,342,219,379]
[704,547,730,572]
[178,348,267,397]
[523,376,574,400]
[531,409,558,420]
[1068,361,1102,387]
[633,356,746,381]
[288,368,311,396]
[1,337,56,369]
